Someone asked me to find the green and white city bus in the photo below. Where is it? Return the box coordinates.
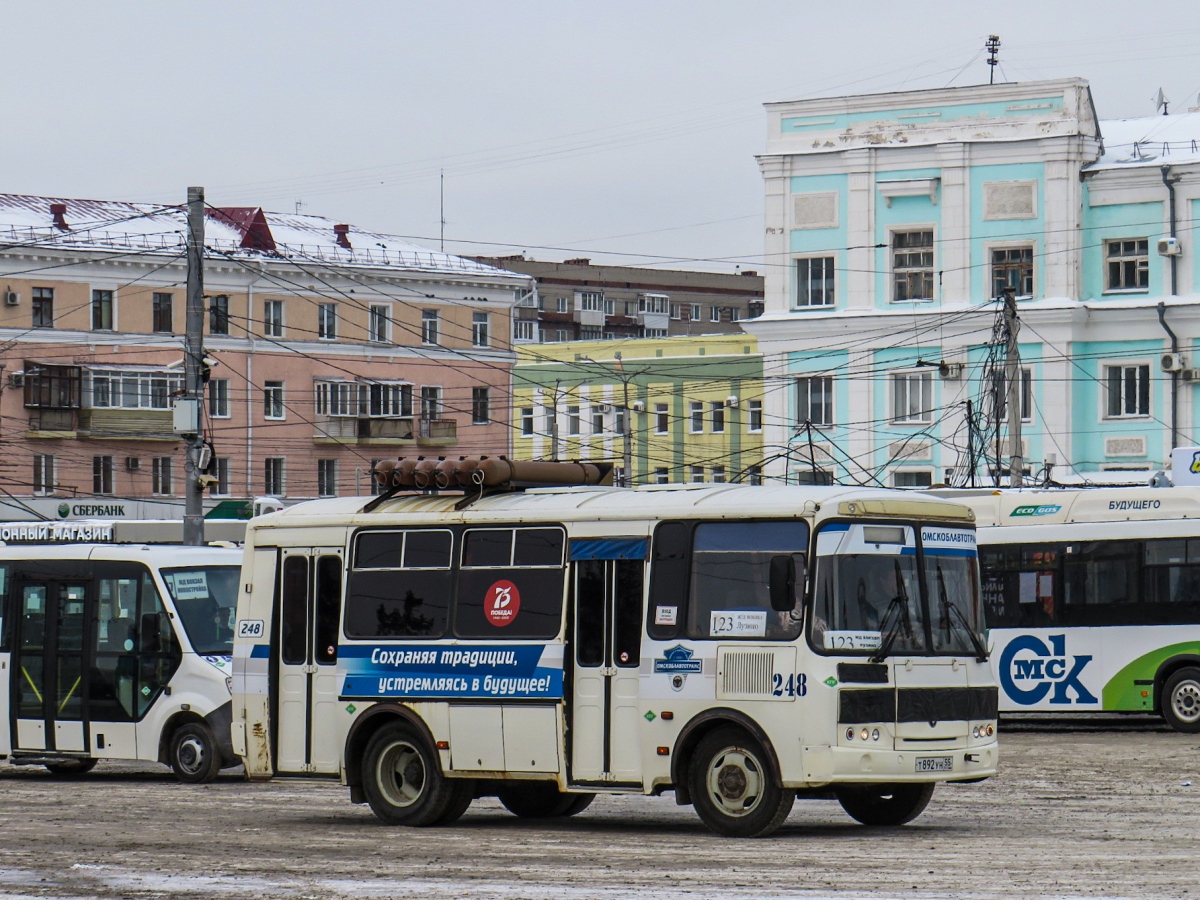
[943,487,1200,732]
[232,458,998,837]
[0,522,244,780]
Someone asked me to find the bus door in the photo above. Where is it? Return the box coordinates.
[274,548,343,774]
[0,563,9,756]
[11,573,89,753]
[568,538,646,785]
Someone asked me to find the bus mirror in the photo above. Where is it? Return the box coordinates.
[769,556,797,611]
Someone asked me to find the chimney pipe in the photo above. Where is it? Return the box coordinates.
[50,203,69,231]
[334,223,352,249]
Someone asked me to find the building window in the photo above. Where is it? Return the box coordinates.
[513,319,536,342]
[730,308,741,323]
[315,381,358,417]
[370,305,391,343]
[366,382,411,417]
[747,465,763,486]
[556,329,569,342]
[690,466,705,483]
[711,466,726,483]
[654,403,669,434]
[1106,364,1150,418]
[580,325,603,340]
[991,369,1033,422]
[91,289,114,330]
[690,303,701,321]
[421,309,439,345]
[421,386,441,420]
[318,303,338,340]
[89,370,182,409]
[795,257,835,307]
[264,457,285,496]
[639,294,669,315]
[644,328,668,339]
[690,401,704,433]
[591,407,605,434]
[796,376,833,426]
[892,371,934,424]
[654,467,670,484]
[318,459,337,497]
[152,457,172,495]
[264,381,285,419]
[152,292,173,333]
[614,407,625,436]
[893,470,933,488]
[32,287,54,328]
[263,299,284,338]
[1106,239,1150,292]
[520,407,534,436]
[565,405,579,435]
[991,246,1034,298]
[207,457,230,496]
[556,297,568,314]
[578,291,603,312]
[472,311,490,347]
[892,230,934,302]
[710,306,721,323]
[209,295,229,335]
[472,387,490,424]
[747,400,762,432]
[93,455,114,495]
[33,454,55,495]
[710,401,725,433]
[208,378,230,418]
[670,303,681,320]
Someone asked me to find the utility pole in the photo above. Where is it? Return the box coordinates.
[965,399,976,488]
[1002,287,1023,487]
[621,379,633,487]
[986,35,1000,85]
[547,383,559,461]
[183,187,206,546]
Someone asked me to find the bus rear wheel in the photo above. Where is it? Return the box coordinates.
[836,782,935,826]
[45,758,98,776]
[497,783,595,818]
[170,723,221,784]
[361,722,458,826]
[688,726,794,838]
[1162,667,1200,733]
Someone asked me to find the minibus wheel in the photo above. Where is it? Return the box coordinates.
[45,758,98,776]
[362,722,457,826]
[497,783,595,818]
[170,723,221,784]
[835,782,935,826]
[1161,667,1200,733]
[688,726,794,838]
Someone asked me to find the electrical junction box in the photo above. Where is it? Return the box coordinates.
[172,399,199,435]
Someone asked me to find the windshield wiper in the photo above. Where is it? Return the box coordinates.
[870,560,914,663]
[936,563,989,663]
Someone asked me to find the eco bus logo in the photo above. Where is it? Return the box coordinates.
[998,634,1097,705]
[1009,505,1061,518]
[1191,450,1200,474]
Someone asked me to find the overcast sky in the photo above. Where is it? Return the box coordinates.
[7,2,1200,272]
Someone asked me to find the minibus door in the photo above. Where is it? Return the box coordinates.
[11,577,89,753]
[569,542,645,785]
[274,549,344,774]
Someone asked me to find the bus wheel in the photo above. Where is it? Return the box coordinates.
[1162,667,1200,733]
[497,783,594,818]
[45,758,98,776]
[362,723,454,826]
[431,780,476,826]
[836,782,935,826]
[688,727,794,838]
[170,723,221,784]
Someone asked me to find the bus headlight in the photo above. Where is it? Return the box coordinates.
[871,729,880,741]
[846,727,855,740]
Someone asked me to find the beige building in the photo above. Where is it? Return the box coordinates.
[0,194,528,514]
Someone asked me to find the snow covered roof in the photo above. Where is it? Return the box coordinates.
[1089,112,1200,170]
[0,193,516,279]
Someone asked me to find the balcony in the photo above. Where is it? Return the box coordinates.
[27,408,77,438]
[417,418,457,446]
[573,308,606,327]
[637,311,670,331]
[76,408,176,441]
[311,415,455,446]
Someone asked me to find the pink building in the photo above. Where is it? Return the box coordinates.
[0,194,527,516]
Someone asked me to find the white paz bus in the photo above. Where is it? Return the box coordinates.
[232,458,999,837]
[943,486,1200,732]
[0,521,244,780]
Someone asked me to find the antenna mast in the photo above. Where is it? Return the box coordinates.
[986,35,1001,85]
[440,169,445,252]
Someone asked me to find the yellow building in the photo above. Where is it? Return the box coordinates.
[512,334,764,485]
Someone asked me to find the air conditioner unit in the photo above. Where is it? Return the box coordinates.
[594,403,610,413]
[725,395,740,408]
[1162,352,1187,372]
[938,362,965,380]
[8,371,24,388]
[125,457,141,471]
[3,290,19,306]
[1158,236,1183,256]
[1182,369,1200,383]
[630,400,645,413]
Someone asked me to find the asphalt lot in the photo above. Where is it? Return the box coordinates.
[1,723,1197,900]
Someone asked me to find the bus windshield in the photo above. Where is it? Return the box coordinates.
[810,522,984,656]
[161,566,241,655]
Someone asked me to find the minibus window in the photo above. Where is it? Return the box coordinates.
[161,566,240,655]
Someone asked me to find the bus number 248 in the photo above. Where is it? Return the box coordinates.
[237,619,265,639]
[772,673,807,697]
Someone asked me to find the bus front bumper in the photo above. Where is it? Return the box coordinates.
[790,739,999,787]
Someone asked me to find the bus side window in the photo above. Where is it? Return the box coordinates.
[281,556,310,665]
[344,530,452,639]
[456,527,565,639]
[0,564,7,650]
[315,556,342,664]
[647,521,690,640]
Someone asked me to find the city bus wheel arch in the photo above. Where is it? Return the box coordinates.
[670,709,782,807]
[1155,655,1200,730]
[344,704,439,802]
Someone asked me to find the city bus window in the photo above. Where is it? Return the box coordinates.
[613,560,644,667]
[1143,539,1200,624]
[687,521,807,641]
[647,521,690,640]
[345,529,452,639]
[575,559,606,667]
[281,556,310,665]
[456,527,565,639]
[1063,541,1139,626]
[315,556,342,664]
